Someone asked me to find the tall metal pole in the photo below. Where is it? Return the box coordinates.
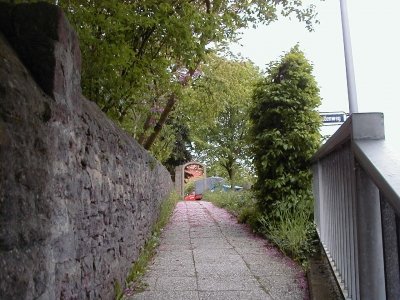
[339,0,359,114]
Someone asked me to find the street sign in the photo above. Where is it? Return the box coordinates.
[320,112,347,124]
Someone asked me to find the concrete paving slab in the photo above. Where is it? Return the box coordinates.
[247,263,295,277]
[239,252,283,262]
[229,241,267,250]
[223,232,253,238]
[161,229,190,236]
[146,263,196,277]
[195,263,253,277]
[157,243,193,251]
[234,246,275,255]
[160,225,185,233]
[258,275,307,300]
[155,249,192,259]
[162,232,191,239]
[198,290,273,300]
[154,276,197,291]
[190,231,224,239]
[193,247,237,256]
[150,256,194,269]
[160,239,192,246]
[191,237,233,249]
[125,201,308,300]
[129,290,199,300]
[194,253,243,264]
[240,253,296,277]
[197,275,261,291]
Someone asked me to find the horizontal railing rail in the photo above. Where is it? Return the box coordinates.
[353,140,400,212]
[312,113,400,300]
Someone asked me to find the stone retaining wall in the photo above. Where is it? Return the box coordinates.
[0,3,173,299]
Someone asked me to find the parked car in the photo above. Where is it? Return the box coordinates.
[221,184,243,192]
[184,176,243,201]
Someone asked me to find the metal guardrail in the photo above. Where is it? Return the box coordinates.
[312,113,400,300]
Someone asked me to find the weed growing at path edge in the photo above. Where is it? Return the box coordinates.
[203,190,261,229]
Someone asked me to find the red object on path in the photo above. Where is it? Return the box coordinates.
[184,193,203,201]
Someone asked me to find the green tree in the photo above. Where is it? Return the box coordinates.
[13,0,319,157]
[181,54,262,184]
[250,45,321,216]
[56,0,318,153]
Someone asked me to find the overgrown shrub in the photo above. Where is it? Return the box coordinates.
[249,45,321,215]
[248,45,321,266]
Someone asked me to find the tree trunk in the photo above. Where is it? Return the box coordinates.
[143,94,176,150]
[222,156,235,185]
[138,114,152,145]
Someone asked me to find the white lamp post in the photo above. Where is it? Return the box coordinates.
[339,0,359,114]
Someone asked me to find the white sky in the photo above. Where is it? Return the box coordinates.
[230,0,400,149]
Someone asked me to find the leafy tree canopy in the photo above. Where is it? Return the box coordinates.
[180,54,262,183]
[13,0,320,166]
[48,0,316,149]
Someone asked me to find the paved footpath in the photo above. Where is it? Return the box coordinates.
[126,201,308,300]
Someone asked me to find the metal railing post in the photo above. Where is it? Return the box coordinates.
[352,113,386,299]
[380,197,400,299]
[355,165,386,299]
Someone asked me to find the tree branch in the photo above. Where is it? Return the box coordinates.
[143,94,177,150]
